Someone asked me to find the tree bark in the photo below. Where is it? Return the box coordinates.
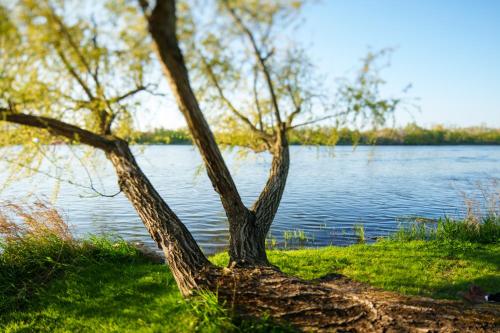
[252,132,290,234]
[106,139,211,296]
[229,133,290,266]
[209,267,500,332]
[147,0,248,224]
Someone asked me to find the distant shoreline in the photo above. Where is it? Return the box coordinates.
[132,125,500,146]
[2,125,499,146]
[129,142,500,146]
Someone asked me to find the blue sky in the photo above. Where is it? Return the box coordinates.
[149,0,500,129]
[297,0,500,127]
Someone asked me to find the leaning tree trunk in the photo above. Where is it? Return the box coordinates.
[106,139,211,295]
[0,108,210,295]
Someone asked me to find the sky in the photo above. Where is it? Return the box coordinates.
[145,0,500,129]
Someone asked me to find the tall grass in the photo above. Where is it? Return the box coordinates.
[0,201,143,312]
[283,229,310,248]
[392,216,499,244]
[353,224,366,243]
[394,179,500,244]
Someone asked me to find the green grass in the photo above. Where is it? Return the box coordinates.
[0,236,293,333]
[1,216,499,332]
[1,238,498,332]
[213,240,499,299]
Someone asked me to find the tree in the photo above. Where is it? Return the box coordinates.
[3,1,497,330]
[1,0,397,290]
[143,0,402,267]
[1,0,210,294]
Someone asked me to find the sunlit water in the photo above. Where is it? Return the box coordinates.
[1,145,499,254]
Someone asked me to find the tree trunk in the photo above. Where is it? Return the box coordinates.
[148,0,248,225]
[227,210,269,267]
[229,137,290,266]
[209,267,500,332]
[106,139,211,296]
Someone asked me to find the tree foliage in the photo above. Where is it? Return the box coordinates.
[0,0,156,186]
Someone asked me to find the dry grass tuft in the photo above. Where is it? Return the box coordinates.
[463,179,499,222]
[0,201,73,242]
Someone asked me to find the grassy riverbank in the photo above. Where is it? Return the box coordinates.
[1,209,499,332]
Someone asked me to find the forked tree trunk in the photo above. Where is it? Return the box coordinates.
[147,0,288,267]
[106,139,211,295]
[227,211,268,267]
[229,138,290,266]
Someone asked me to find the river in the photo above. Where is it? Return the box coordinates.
[1,145,499,254]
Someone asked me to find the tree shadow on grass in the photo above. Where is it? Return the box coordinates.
[0,260,196,332]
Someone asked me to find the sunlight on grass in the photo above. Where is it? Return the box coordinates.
[1,203,499,332]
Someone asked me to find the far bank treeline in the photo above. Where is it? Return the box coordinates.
[2,124,499,146]
[130,124,500,146]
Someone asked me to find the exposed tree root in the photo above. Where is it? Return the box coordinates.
[197,266,499,332]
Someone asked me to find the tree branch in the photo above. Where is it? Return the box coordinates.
[55,48,95,101]
[199,53,272,142]
[285,84,302,127]
[146,0,248,220]
[253,67,265,131]
[0,107,116,151]
[223,2,283,128]
[251,140,290,232]
[112,85,147,103]
[288,112,349,130]
[49,7,101,90]
[49,7,117,135]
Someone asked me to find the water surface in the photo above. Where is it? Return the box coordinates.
[1,145,499,254]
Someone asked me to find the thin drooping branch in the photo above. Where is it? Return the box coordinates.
[0,107,115,151]
[223,1,283,129]
[146,0,248,221]
[252,68,265,132]
[199,53,272,142]
[2,156,122,198]
[285,84,303,127]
